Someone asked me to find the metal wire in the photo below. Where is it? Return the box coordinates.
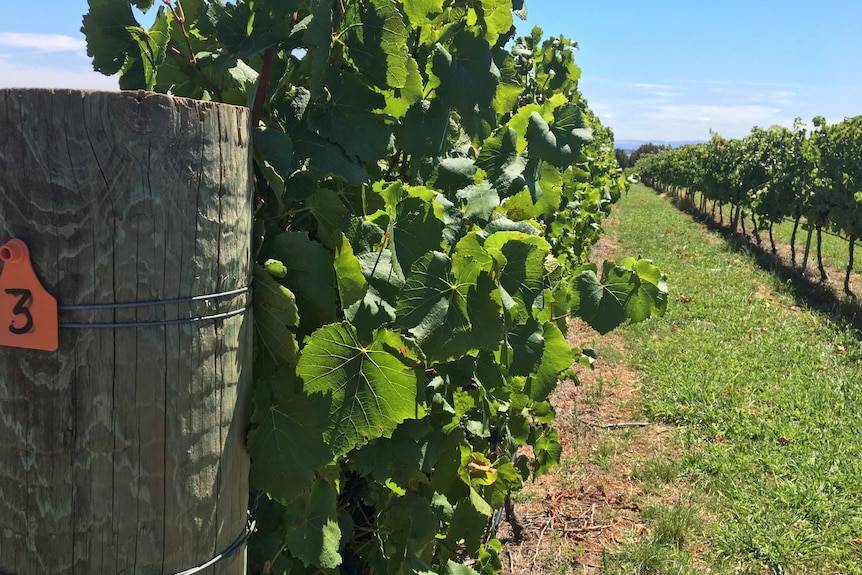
[0,492,264,575]
[58,286,250,310]
[58,305,250,328]
[56,285,251,328]
[172,491,264,575]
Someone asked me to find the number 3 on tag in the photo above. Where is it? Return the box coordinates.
[0,239,58,351]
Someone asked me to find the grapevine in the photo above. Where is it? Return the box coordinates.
[636,116,862,297]
[82,1,668,573]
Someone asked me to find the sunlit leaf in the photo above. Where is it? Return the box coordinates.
[298,323,423,456]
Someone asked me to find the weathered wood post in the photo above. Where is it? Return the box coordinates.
[0,89,253,574]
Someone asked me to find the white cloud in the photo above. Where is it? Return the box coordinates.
[687,79,807,90]
[631,82,674,91]
[0,32,86,53]
[0,55,118,91]
[577,75,855,141]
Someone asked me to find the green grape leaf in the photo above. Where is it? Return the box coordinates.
[396,252,474,362]
[263,232,338,335]
[285,473,342,569]
[395,98,450,157]
[122,7,171,90]
[308,69,394,165]
[573,259,668,334]
[430,34,499,137]
[481,461,524,510]
[532,427,561,478]
[292,130,370,186]
[525,322,573,402]
[501,189,536,221]
[525,105,593,168]
[531,400,556,424]
[256,0,304,17]
[399,0,444,25]
[445,486,493,556]
[430,431,471,501]
[484,232,550,316]
[82,0,140,76]
[248,380,333,505]
[553,103,593,148]
[625,258,670,320]
[200,0,293,59]
[452,233,495,287]
[506,104,542,154]
[507,319,544,377]
[253,264,300,366]
[254,126,295,183]
[352,418,434,487]
[345,286,397,338]
[507,395,531,445]
[467,272,504,352]
[572,269,626,335]
[456,182,500,224]
[530,163,564,218]
[341,0,411,90]
[525,112,567,166]
[298,323,423,456]
[308,187,349,249]
[392,195,446,277]
[481,215,541,237]
[383,491,439,557]
[334,233,368,311]
[304,0,335,97]
[356,247,404,303]
[475,0,513,46]
[437,191,465,247]
[492,48,522,118]
[430,158,478,195]
[442,561,481,575]
[279,88,371,185]
[476,127,528,198]
[382,57,424,119]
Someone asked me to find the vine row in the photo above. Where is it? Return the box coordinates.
[635,117,862,296]
[82,1,667,573]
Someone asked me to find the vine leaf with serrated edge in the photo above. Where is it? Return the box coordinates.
[573,259,668,335]
[298,322,424,456]
[396,251,474,363]
[340,0,412,90]
[253,264,300,366]
[284,469,342,569]
[262,231,339,336]
[248,378,333,505]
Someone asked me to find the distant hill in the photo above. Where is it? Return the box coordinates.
[615,139,704,152]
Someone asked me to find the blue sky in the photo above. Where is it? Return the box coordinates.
[1,1,859,142]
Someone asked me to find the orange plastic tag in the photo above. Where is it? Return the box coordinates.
[0,239,58,351]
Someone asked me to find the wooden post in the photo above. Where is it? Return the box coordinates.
[0,89,253,574]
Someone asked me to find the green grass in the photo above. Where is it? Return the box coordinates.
[603,539,694,575]
[643,503,703,550]
[601,184,862,574]
[632,456,680,492]
[603,504,701,575]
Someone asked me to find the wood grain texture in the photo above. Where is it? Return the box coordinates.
[0,89,253,574]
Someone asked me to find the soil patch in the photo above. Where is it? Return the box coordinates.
[496,236,687,574]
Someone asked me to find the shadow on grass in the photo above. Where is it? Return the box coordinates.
[668,193,862,335]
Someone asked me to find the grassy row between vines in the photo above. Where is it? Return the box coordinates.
[599,183,862,574]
